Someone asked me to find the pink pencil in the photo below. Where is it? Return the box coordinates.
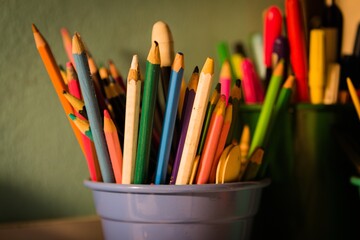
[220,60,232,105]
[242,58,264,104]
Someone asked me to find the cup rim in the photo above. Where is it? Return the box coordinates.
[83,178,271,194]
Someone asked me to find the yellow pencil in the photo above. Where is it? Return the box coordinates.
[347,77,360,120]
[176,57,215,185]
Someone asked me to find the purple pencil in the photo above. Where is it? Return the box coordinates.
[169,66,199,184]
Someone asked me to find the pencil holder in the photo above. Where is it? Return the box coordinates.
[238,104,360,240]
[84,179,270,240]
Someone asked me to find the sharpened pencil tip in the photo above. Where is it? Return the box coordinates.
[194,66,199,73]
[104,109,110,119]
[31,24,38,33]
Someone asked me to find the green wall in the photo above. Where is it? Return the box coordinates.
[0,0,289,222]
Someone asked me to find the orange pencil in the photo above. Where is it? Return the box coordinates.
[208,98,233,183]
[104,109,123,184]
[196,95,226,184]
[32,24,85,156]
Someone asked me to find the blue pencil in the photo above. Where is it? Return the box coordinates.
[72,33,115,183]
[155,52,185,184]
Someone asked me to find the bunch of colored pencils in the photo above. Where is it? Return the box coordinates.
[33,16,298,185]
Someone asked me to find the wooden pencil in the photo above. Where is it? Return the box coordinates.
[177,77,187,120]
[68,113,93,141]
[347,77,360,120]
[242,147,265,181]
[32,24,85,156]
[176,57,215,185]
[197,82,221,155]
[63,90,87,119]
[104,110,123,184]
[248,60,284,158]
[196,95,226,184]
[122,55,141,184]
[72,32,114,183]
[226,79,242,145]
[208,99,233,183]
[154,52,185,184]
[66,62,102,182]
[170,66,199,184]
[220,60,232,105]
[238,124,251,180]
[108,59,126,92]
[134,41,161,184]
[60,27,75,68]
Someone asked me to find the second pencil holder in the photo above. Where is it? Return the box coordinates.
[84,179,270,240]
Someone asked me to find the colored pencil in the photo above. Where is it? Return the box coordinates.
[242,147,265,181]
[66,62,102,182]
[196,95,226,184]
[32,24,85,156]
[177,77,187,120]
[68,113,93,141]
[248,60,284,158]
[238,125,251,181]
[60,27,75,68]
[197,83,221,155]
[63,90,87,119]
[87,55,108,114]
[225,79,242,145]
[208,99,233,183]
[263,6,283,87]
[134,41,161,184]
[176,57,214,185]
[220,60,232,105]
[217,41,236,85]
[242,58,264,103]
[285,0,309,102]
[170,66,199,184]
[104,109,123,184]
[108,59,126,92]
[155,52,185,184]
[99,67,125,142]
[72,32,114,183]
[309,29,325,104]
[122,55,141,184]
[347,77,360,120]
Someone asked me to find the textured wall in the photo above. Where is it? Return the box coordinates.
[0,0,289,222]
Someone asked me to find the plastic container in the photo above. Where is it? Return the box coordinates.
[84,179,270,240]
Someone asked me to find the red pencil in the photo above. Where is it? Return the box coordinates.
[285,0,309,102]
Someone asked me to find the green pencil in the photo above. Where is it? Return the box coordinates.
[134,41,160,184]
[248,60,284,158]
